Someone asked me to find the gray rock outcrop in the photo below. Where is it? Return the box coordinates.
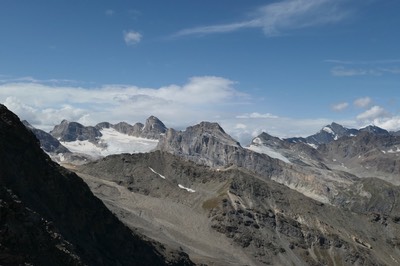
[50,120,102,142]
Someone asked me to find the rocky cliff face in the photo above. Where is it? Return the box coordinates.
[50,120,102,142]
[141,115,167,139]
[286,122,359,146]
[318,131,400,184]
[111,121,143,136]
[0,105,192,266]
[157,122,362,205]
[76,151,400,266]
[158,122,243,167]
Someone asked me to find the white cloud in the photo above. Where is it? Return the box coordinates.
[354,105,400,132]
[174,0,350,37]
[0,76,243,132]
[331,102,349,111]
[236,112,279,119]
[372,117,400,132]
[2,76,399,145]
[123,30,142,45]
[354,97,372,108]
[356,105,389,121]
[235,123,247,129]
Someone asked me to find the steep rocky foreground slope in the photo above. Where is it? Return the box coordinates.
[77,151,400,266]
[0,105,192,266]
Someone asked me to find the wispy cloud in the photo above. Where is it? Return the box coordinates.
[236,112,279,119]
[173,0,350,38]
[0,76,87,86]
[331,102,349,111]
[354,97,372,108]
[325,59,400,65]
[123,30,142,45]
[327,59,400,77]
[174,20,260,37]
[330,66,381,77]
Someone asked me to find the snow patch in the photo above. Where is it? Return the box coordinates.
[58,153,65,162]
[252,137,262,145]
[178,184,196,193]
[323,127,334,134]
[149,167,166,179]
[388,147,400,153]
[247,145,291,164]
[61,140,102,158]
[61,128,158,158]
[307,143,318,149]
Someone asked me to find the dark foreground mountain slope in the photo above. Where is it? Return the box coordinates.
[22,120,70,154]
[0,105,192,266]
[77,151,400,266]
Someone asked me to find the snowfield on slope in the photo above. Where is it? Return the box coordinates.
[61,128,158,158]
[246,145,291,164]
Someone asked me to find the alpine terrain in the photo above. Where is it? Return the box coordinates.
[0,104,192,265]
[8,109,400,265]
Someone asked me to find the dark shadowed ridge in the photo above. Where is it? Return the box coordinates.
[0,104,193,266]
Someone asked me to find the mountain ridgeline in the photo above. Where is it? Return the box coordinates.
[0,105,192,265]
[51,115,167,143]
[17,111,400,265]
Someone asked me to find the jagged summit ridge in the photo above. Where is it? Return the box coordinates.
[157,121,242,165]
[50,115,166,142]
[142,115,167,139]
[285,122,385,146]
[50,120,101,142]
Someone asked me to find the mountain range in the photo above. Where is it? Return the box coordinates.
[0,104,192,265]
[4,107,400,265]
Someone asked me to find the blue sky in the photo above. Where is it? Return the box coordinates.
[1,0,400,144]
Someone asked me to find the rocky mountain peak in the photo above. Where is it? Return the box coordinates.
[50,120,102,142]
[286,122,359,146]
[157,121,245,167]
[328,122,345,133]
[250,132,285,150]
[95,121,112,129]
[360,125,389,135]
[144,115,167,130]
[142,116,167,139]
[188,121,240,147]
[253,132,280,143]
[196,121,226,133]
